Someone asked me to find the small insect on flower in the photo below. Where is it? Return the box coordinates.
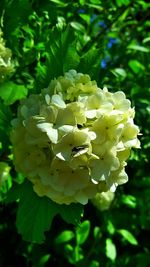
[71,144,89,157]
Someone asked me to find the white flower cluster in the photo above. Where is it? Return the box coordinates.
[11,70,140,205]
[0,29,13,83]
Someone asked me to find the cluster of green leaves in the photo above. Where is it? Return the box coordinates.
[0,0,150,266]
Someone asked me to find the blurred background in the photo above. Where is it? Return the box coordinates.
[0,0,150,266]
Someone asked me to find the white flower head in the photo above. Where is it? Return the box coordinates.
[11,70,140,204]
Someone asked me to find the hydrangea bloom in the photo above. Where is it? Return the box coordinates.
[11,70,140,205]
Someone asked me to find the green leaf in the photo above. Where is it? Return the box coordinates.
[89,260,100,267]
[70,22,85,32]
[106,238,117,261]
[79,14,91,25]
[48,0,68,7]
[73,246,84,262]
[90,0,101,3]
[31,246,51,267]
[0,82,28,105]
[85,3,103,10]
[127,44,149,53]
[76,220,90,245]
[121,194,137,208]
[143,37,150,44]
[79,0,86,4]
[6,180,83,243]
[0,162,12,198]
[0,102,12,129]
[115,0,130,7]
[35,62,47,92]
[3,0,32,48]
[93,226,101,239]
[117,229,138,245]
[4,182,21,204]
[16,181,58,243]
[36,26,80,90]
[111,68,127,80]
[107,220,115,235]
[118,8,129,22]
[39,255,51,267]
[64,244,75,264]
[128,60,145,74]
[55,230,75,244]
[77,47,101,80]
[59,203,84,225]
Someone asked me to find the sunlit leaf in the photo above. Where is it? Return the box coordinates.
[143,37,150,44]
[36,26,80,89]
[55,230,75,244]
[107,220,115,235]
[70,22,85,32]
[128,60,145,74]
[121,194,137,208]
[117,229,138,245]
[127,44,149,53]
[118,8,129,22]
[49,0,68,7]
[79,14,91,24]
[111,68,127,80]
[86,2,102,10]
[106,238,117,261]
[39,255,51,266]
[76,220,90,245]
[0,82,27,105]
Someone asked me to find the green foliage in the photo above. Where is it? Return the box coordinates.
[105,238,117,261]
[36,26,80,90]
[0,0,150,266]
[6,180,83,243]
[76,220,91,245]
[0,81,27,105]
[55,230,75,244]
[117,229,138,246]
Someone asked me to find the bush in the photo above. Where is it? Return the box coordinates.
[0,1,150,266]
